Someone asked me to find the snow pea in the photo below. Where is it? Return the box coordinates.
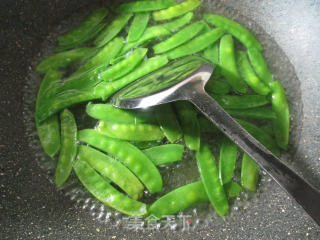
[212,95,270,109]
[121,25,171,54]
[78,129,163,193]
[94,13,133,47]
[166,28,225,60]
[153,0,201,21]
[95,55,169,99]
[204,14,262,51]
[225,181,242,198]
[153,21,205,54]
[196,144,229,217]
[149,181,209,219]
[237,51,270,95]
[219,136,238,185]
[78,145,144,200]
[142,144,184,166]
[73,158,148,216]
[219,35,248,93]
[269,81,290,150]
[202,41,219,65]
[57,8,109,51]
[174,101,200,151]
[160,12,194,32]
[36,47,97,73]
[35,70,62,158]
[55,109,77,187]
[96,121,164,141]
[130,140,163,150]
[86,103,155,124]
[114,0,176,13]
[241,153,259,192]
[100,48,148,82]
[247,47,275,86]
[236,119,280,156]
[226,107,277,120]
[127,12,150,43]
[155,104,182,143]
[205,79,230,95]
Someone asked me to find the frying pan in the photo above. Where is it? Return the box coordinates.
[1,0,320,239]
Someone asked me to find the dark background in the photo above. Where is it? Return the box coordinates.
[1,0,320,239]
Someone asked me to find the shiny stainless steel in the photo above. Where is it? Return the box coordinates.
[112,63,320,226]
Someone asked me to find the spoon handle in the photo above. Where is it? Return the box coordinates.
[189,89,320,226]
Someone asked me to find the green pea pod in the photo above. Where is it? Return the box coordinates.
[153,0,201,21]
[142,144,184,166]
[247,47,275,86]
[96,121,164,141]
[236,51,270,95]
[225,181,242,198]
[121,25,171,54]
[94,13,133,47]
[204,14,262,51]
[205,79,230,95]
[166,28,225,60]
[57,8,109,51]
[36,47,97,73]
[73,158,148,216]
[226,107,277,120]
[86,103,155,124]
[127,12,150,42]
[72,37,124,77]
[196,144,229,217]
[202,41,219,65]
[219,137,238,185]
[78,145,144,200]
[130,140,163,150]
[95,55,169,100]
[212,95,270,109]
[155,104,182,143]
[149,181,209,219]
[236,119,280,156]
[220,35,248,93]
[35,70,62,158]
[198,116,220,134]
[241,153,259,192]
[174,101,200,151]
[55,109,78,187]
[160,12,194,32]
[114,0,176,13]
[153,21,205,54]
[78,129,163,193]
[100,48,148,82]
[56,37,124,93]
[269,81,290,150]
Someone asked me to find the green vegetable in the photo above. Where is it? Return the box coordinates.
[54,109,77,187]
[219,136,238,185]
[212,95,270,109]
[114,0,176,13]
[127,12,150,42]
[225,181,242,198]
[226,107,277,120]
[143,144,184,166]
[205,79,231,95]
[241,153,259,192]
[160,12,194,32]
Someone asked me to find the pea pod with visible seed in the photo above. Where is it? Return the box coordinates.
[96,121,164,141]
[55,109,77,187]
[212,94,270,109]
[204,14,262,51]
[153,0,201,21]
[94,13,133,47]
[149,181,209,219]
[155,104,182,143]
[153,21,205,54]
[127,12,150,42]
[86,103,155,124]
[220,35,248,93]
[114,0,176,13]
[219,136,238,185]
[196,143,229,217]
[57,8,109,51]
[166,28,225,60]
[241,153,259,192]
[143,144,184,166]
[174,101,200,151]
[78,145,144,200]
[78,129,163,193]
[73,158,148,216]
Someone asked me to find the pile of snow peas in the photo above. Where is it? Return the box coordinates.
[35,0,290,219]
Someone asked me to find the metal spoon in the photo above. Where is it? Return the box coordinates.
[111,62,320,225]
